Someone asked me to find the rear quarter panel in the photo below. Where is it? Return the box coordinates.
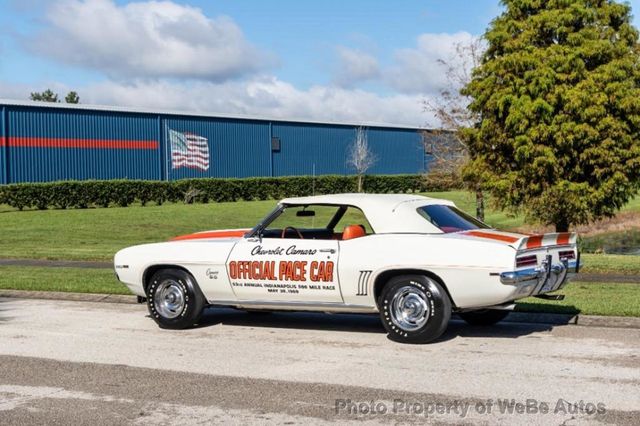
[338,234,517,308]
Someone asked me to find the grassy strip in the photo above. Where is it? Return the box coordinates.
[516,282,640,317]
[0,266,637,317]
[0,266,130,295]
[580,254,640,275]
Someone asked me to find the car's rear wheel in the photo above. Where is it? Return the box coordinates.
[146,268,206,329]
[379,274,451,344]
[458,309,510,326]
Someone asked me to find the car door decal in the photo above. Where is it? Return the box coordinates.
[226,240,341,302]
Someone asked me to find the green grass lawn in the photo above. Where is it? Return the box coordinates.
[0,266,129,295]
[1,191,639,276]
[0,191,547,261]
[0,200,275,261]
[0,266,636,317]
[516,282,640,317]
[580,253,640,275]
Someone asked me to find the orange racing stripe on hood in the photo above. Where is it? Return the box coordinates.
[171,229,249,241]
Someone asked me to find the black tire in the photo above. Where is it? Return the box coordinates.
[146,268,206,329]
[458,309,510,326]
[379,274,451,344]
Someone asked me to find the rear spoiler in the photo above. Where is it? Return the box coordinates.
[515,232,577,251]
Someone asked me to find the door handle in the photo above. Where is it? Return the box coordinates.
[319,249,336,254]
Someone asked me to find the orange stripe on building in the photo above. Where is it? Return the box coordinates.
[556,233,571,246]
[171,230,249,241]
[464,231,519,244]
[526,235,544,249]
[8,137,158,150]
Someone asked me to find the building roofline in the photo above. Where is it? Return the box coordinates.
[0,98,446,132]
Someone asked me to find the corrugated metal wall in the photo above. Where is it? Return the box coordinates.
[165,116,271,180]
[0,106,7,185]
[0,102,431,184]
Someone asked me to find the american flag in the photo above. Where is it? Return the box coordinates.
[169,129,210,171]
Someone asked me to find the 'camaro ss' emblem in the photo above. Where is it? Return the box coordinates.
[205,269,218,279]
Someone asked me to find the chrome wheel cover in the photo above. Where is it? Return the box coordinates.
[390,285,430,331]
[154,280,186,319]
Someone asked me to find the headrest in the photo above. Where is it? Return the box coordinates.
[342,224,366,240]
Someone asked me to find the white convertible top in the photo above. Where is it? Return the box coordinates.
[280,193,455,233]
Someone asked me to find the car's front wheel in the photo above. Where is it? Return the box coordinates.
[379,274,451,344]
[146,268,206,329]
[458,309,510,326]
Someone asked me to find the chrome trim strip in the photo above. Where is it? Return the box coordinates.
[208,299,377,313]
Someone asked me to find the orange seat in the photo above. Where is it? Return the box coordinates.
[342,225,366,240]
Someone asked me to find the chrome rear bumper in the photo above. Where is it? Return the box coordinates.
[500,258,580,295]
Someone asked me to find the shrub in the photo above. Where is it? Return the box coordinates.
[0,174,441,210]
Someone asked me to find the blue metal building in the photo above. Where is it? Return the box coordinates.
[0,100,433,184]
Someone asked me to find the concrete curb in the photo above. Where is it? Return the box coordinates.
[0,289,137,304]
[1,289,639,329]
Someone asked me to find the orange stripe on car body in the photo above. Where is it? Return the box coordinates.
[557,233,571,246]
[464,231,519,244]
[526,235,544,249]
[171,230,249,241]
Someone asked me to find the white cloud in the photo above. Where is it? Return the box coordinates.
[78,77,435,127]
[4,1,478,129]
[0,81,32,100]
[386,31,477,95]
[27,0,271,81]
[333,46,380,88]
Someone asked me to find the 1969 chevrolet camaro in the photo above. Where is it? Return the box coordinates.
[114,193,580,343]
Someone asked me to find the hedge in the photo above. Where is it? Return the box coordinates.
[0,173,462,210]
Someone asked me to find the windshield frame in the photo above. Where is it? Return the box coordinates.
[249,203,376,238]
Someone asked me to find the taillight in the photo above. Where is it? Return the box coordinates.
[516,254,538,268]
[559,250,575,261]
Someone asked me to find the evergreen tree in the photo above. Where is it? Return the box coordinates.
[30,89,59,103]
[462,0,640,231]
[65,91,80,104]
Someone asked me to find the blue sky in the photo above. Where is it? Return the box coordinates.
[0,0,638,126]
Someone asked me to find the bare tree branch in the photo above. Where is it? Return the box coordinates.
[347,127,377,192]
[423,37,487,220]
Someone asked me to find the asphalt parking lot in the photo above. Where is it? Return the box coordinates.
[0,297,638,425]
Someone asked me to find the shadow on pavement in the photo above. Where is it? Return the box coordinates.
[189,307,555,342]
[197,307,386,334]
[0,298,13,323]
[438,320,554,342]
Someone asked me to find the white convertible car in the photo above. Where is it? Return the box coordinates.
[114,193,580,343]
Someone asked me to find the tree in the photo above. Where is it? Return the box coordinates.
[347,127,377,192]
[462,0,640,232]
[30,89,80,104]
[30,89,59,103]
[424,38,486,220]
[65,91,80,104]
